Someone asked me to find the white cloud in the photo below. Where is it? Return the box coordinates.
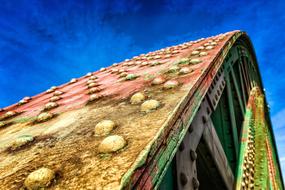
[272,108,285,129]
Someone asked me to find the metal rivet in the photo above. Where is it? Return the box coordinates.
[180,173,188,186]
[192,177,200,189]
[179,142,185,151]
[202,116,207,124]
[190,150,197,161]
[206,107,210,114]
[188,124,193,133]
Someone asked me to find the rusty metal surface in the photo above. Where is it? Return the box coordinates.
[0,30,271,189]
[236,87,283,189]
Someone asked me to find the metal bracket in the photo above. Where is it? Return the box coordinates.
[175,97,210,190]
[206,69,226,111]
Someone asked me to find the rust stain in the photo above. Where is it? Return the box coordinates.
[0,31,239,189]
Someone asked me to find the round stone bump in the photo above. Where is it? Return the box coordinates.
[152,76,166,85]
[46,86,57,93]
[87,79,95,84]
[125,74,138,80]
[10,135,34,150]
[163,80,179,89]
[90,76,98,80]
[44,102,58,111]
[95,120,116,136]
[88,87,101,94]
[98,135,126,153]
[191,50,200,55]
[119,72,128,78]
[178,58,190,64]
[69,78,77,83]
[24,167,55,190]
[36,112,54,123]
[205,45,214,50]
[130,92,146,104]
[1,111,17,120]
[89,94,101,102]
[179,67,192,75]
[0,121,6,128]
[18,97,31,105]
[53,90,63,96]
[141,99,160,113]
[50,96,61,102]
[168,65,180,73]
[88,82,99,88]
[86,72,92,76]
[190,58,202,64]
[199,52,208,56]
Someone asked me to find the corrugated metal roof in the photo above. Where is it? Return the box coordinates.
[0,30,240,189]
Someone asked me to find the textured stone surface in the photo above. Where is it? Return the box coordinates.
[163,80,179,89]
[24,167,55,190]
[44,102,58,111]
[94,120,116,136]
[130,92,146,104]
[141,99,160,112]
[152,76,166,85]
[10,135,34,150]
[36,112,54,122]
[98,135,126,153]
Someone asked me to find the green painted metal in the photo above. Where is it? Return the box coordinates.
[211,89,237,171]
[225,73,239,160]
[237,62,247,108]
[158,159,176,190]
[229,64,245,114]
[236,87,283,189]
[157,32,284,189]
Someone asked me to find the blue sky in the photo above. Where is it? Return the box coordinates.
[0,0,285,180]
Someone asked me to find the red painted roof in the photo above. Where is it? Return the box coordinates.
[1,31,235,117]
[0,30,242,189]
